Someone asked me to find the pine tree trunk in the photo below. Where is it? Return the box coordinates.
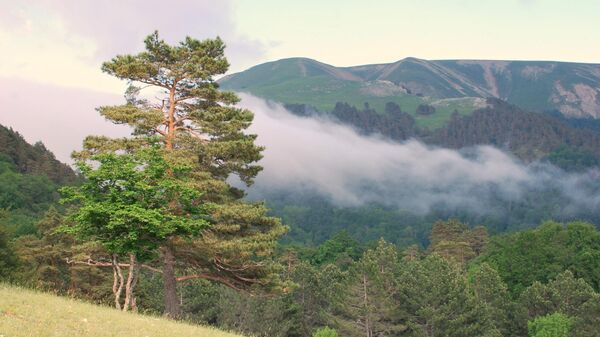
[161,83,181,318]
[363,274,372,337]
[162,245,180,318]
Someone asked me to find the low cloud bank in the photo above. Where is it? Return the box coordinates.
[238,94,600,216]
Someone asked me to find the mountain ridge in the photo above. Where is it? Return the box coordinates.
[220,57,600,119]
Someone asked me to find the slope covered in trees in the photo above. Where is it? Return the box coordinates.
[0,126,76,236]
[286,98,600,168]
[0,125,77,184]
[430,98,600,164]
[5,216,600,337]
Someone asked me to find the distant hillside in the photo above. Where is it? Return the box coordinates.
[430,98,600,165]
[0,124,77,184]
[0,124,77,236]
[0,284,244,337]
[220,57,600,124]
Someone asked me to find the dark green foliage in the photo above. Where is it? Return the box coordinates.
[479,221,600,294]
[0,224,17,279]
[0,125,77,184]
[528,313,572,337]
[12,208,112,302]
[396,255,498,337]
[519,271,597,323]
[215,261,345,337]
[263,192,427,247]
[0,149,64,237]
[573,296,600,337]
[470,263,514,336]
[330,101,416,141]
[545,145,600,171]
[432,98,600,162]
[416,104,436,115]
[336,240,406,337]
[311,230,363,266]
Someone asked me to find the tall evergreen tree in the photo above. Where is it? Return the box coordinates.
[396,255,499,337]
[470,263,514,336]
[338,240,405,337]
[76,31,287,317]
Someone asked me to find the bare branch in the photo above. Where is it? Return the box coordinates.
[65,258,162,273]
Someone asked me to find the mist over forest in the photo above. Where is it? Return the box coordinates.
[2,1,600,336]
[235,95,600,244]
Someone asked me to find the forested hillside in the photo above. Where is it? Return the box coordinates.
[0,125,77,184]
[0,125,77,236]
[5,212,600,337]
[3,29,600,337]
[430,98,600,165]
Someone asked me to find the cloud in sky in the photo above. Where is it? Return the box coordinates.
[33,1,266,67]
[0,0,267,92]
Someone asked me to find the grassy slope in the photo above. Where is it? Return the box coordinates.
[226,75,476,129]
[0,284,243,337]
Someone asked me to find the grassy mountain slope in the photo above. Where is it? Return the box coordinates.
[220,57,484,129]
[220,57,600,126]
[0,284,244,337]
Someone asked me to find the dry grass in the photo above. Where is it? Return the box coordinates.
[0,284,244,337]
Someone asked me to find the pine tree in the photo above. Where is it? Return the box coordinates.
[13,208,112,301]
[340,240,406,337]
[76,31,287,317]
[471,263,513,336]
[397,255,498,337]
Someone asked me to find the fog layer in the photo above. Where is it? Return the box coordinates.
[239,94,600,215]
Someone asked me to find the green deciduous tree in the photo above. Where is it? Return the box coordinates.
[313,327,339,337]
[61,145,209,311]
[528,313,572,337]
[480,221,600,295]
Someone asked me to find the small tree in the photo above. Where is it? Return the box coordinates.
[313,327,339,337]
[528,313,572,337]
[61,145,208,311]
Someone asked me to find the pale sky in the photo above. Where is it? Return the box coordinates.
[0,0,599,162]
